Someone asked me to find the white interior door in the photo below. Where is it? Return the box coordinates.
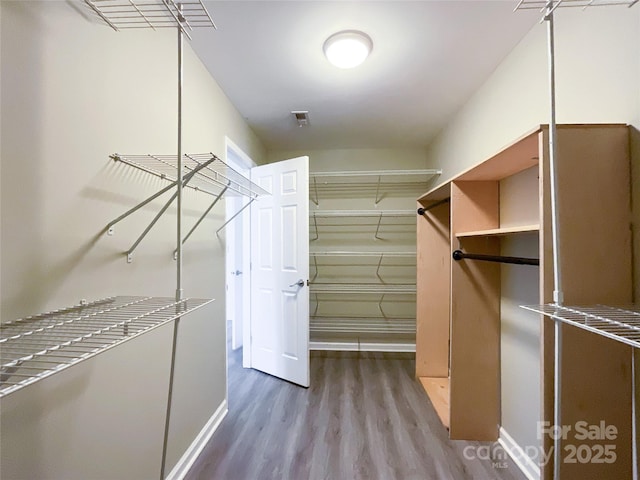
[249,156,309,387]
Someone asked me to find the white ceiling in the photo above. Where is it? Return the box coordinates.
[190,1,539,151]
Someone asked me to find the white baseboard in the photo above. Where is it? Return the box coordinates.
[498,427,540,480]
[310,341,416,352]
[166,400,228,480]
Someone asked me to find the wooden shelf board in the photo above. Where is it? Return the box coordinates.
[417,182,450,203]
[419,376,450,429]
[455,224,539,238]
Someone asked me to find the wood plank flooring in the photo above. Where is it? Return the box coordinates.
[186,347,527,480]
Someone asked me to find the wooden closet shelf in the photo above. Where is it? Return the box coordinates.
[455,224,539,238]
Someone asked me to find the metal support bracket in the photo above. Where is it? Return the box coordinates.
[311,213,319,241]
[311,177,319,206]
[374,175,382,206]
[375,254,385,281]
[378,293,387,318]
[311,254,319,282]
[216,197,255,235]
[374,213,383,239]
[173,184,228,258]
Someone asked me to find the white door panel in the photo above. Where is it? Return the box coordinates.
[249,156,309,387]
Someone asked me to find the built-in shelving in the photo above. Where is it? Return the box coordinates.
[416,124,634,479]
[310,168,425,349]
[0,296,213,398]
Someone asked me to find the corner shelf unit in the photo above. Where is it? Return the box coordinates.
[416,124,634,479]
[0,296,213,398]
[309,169,435,349]
[108,153,269,261]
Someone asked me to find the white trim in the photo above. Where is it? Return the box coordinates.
[166,400,228,480]
[310,341,416,352]
[498,426,541,480]
[223,137,255,368]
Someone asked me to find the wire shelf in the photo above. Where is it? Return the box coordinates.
[310,170,441,189]
[310,251,416,257]
[310,284,416,294]
[0,296,213,398]
[84,0,216,38]
[309,169,441,206]
[521,304,640,349]
[310,317,416,335]
[311,210,415,218]
[112,153,269,199]
[515,0,638,16]
[310,169,441,179]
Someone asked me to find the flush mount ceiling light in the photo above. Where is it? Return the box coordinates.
[323,30,373,69]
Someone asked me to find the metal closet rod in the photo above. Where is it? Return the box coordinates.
[452,249,540,266]
[417,197,450,215]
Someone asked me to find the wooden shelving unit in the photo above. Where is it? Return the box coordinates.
[416,124,634,479]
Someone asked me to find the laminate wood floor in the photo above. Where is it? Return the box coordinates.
[186,346,527,480]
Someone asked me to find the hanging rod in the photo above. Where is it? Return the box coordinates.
[452,249,540,266]
[417,197,450,215]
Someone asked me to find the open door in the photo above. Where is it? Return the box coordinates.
[248,156,310,387]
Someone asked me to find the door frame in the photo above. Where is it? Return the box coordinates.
[224,137,254,359]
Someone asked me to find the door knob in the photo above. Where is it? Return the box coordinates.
[231,270,242,276]
[289,279,305,288]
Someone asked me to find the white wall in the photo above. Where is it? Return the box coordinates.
[424,6,640,473]
[0,2,265,478]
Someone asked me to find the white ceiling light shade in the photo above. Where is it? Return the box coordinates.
[323,30,373,69]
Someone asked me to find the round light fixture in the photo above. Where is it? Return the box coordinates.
[323,30,372,69]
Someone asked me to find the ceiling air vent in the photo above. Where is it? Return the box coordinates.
[291,111,310,127]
